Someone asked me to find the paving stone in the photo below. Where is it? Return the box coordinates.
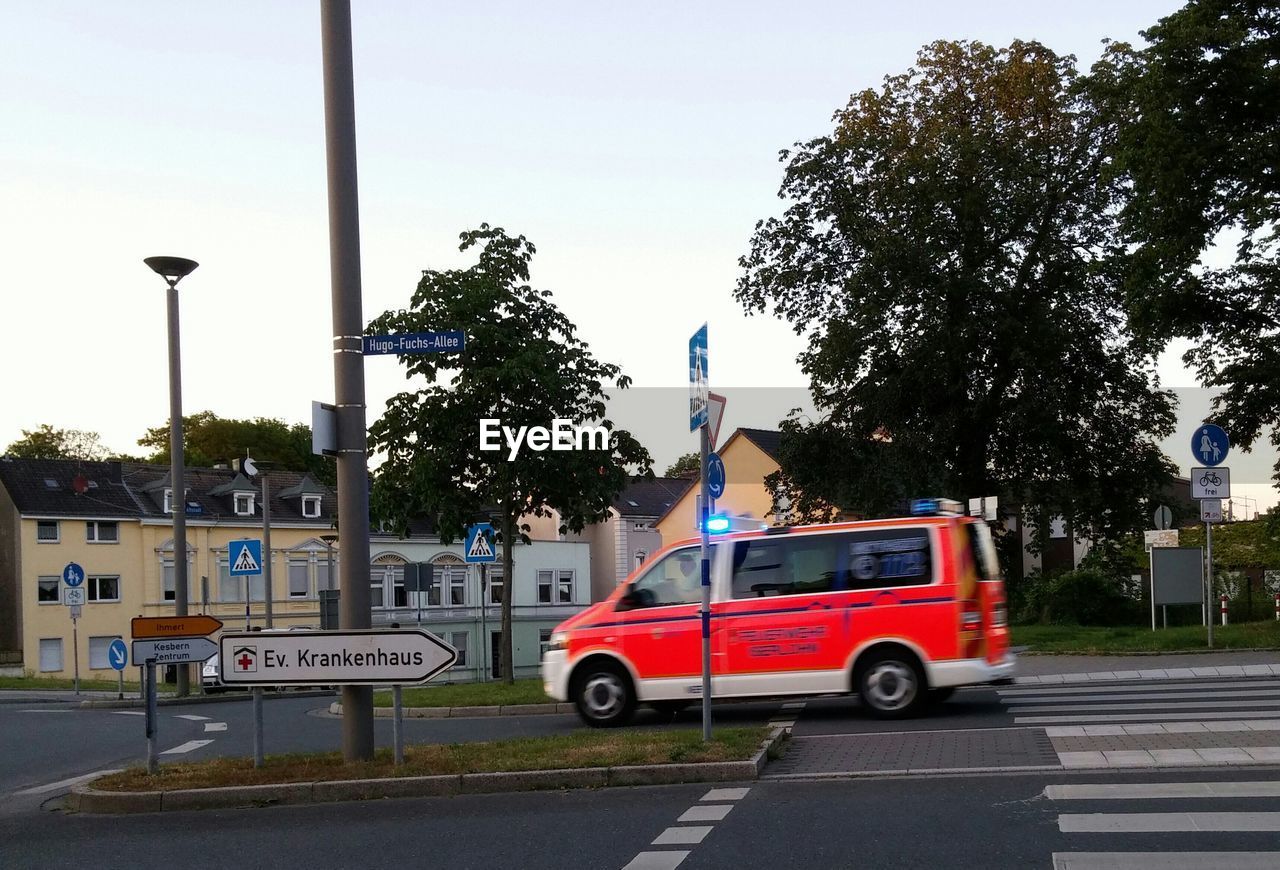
[1102,750,1156,767]
[1059,751,1107,768]
[1052,732,1280,752]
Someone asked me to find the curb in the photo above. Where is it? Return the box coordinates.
[67,727,787,814]
[81,690,336,710]
[1012,663,1280,687]
[328,701,576,718]
[1019,647,1280,657]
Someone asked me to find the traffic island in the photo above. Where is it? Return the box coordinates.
[68,726,788,814]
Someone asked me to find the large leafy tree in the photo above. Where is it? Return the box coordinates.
[137,412,332,483]
[368,225,652,682]
[663,453,700,478]
[737,40,1177,551]
[1093,0,1280,487]
[5,425,108,461]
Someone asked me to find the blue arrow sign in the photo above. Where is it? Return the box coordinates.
[1192,424,1230,467]
[62,562,85,587]
[706,451,726,500]
[464,523,497,564]
[364,331,465,356]
[107,638,128,671]
[229,539,263,576]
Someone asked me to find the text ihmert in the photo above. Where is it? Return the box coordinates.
[479,419,610,460]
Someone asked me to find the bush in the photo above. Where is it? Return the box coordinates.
[1019,567,1144,626]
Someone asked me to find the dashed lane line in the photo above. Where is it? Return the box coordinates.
[652,827,714,845]
[203,722,228,732]
[13,769,124,797]
[678,805,733,823]
[621,852,690,870]
[176,714,211,721]
[161,739,214,755]
[621,786,752,869]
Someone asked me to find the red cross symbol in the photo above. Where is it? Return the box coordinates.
[237,653,254,671]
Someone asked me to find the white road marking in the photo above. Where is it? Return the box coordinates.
[1046,781,1280,800]
[176,714,210,721]
[1004,689,1280,704]
[1001,679,1280,697]
[678,804,733,822]
[621,851,689,870]
[1013,699,1280,714]
[203,722,227,732]
[1059,812,1280,833]
[112,710,146,716]
[781,702,806,709]
[701,787,750,801]
[652,826,713,845]
[1053,853,1280,869]
[1017,711,1280,724]
[14,769,124,796]
[1058,747,1280,768]
[17,709,77,713]
[161,739,213,755]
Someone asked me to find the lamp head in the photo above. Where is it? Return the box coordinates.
[144,256,199,284]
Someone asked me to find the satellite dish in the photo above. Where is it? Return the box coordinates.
[243,458,258,477]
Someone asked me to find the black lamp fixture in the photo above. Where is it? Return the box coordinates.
[143,256,199,287]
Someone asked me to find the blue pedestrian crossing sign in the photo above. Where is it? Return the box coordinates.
[62,562,85,587]
[464,523,497,563]
[107,638,128,671]
[229,539,263,576]
[1191,424,1230,467]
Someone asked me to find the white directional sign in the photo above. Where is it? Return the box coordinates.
[218,628,457,686]
[62,586,86,606]
[1191,466,1231,500]
[1144,529,1179,551]
[132,637,218,665]
[1201,501,1224,523]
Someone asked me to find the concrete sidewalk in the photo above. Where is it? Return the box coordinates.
[1016,651,1280,685]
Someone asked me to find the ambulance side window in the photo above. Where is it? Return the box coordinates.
[845,529,933,590]
[730,538,840,599]
[625,548,702,608]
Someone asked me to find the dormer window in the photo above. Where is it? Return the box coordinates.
[302,495,321,518]
[234,493,255,516]
[163,488,173,515]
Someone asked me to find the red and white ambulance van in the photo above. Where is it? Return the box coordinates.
[541,500,1014,726]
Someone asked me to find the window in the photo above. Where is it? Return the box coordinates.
[447,569,465,606]
[1049,516,1067,539]
[86,521,118,543]
[288,559,310,598]
[316,557,335,592]
[36,520,59,542]
[370,557,406,609]
[38,576,60,604]
[163,488,173,514]
[302,495,321,518]
[488,568,504,605]
[539,628,553,657]
[89,636,121,670]
[538,570,573,604]
[625,548,702,608]
[217,560,262,602]
[449,631,468,667]
[87,575,120,602]
[161,558,193,602]
[234,493,255,516]
[634,550,647,571]
[39,638,63,672]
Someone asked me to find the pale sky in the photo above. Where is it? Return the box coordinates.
[3,1,1274,512]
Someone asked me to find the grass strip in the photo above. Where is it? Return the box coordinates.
[1012,620,1280,654]
[0,676,148,693]
[374,678,550,708]
[92,726,768,792]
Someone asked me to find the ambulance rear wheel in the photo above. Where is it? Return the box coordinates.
[856,650,926,719]
[572,660,636,727]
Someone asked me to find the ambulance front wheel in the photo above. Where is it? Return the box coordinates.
[572,660,636,727]
[855,649,926,719]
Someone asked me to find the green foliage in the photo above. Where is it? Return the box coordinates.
[1019,566,1144,627]
[1092,1,1280,487]
[136,412,333,484]
[737,40,1177,542]
[366,225,652,680]
[1179,519,1280,570]
[5,424,108,460]
[663,453,700,478]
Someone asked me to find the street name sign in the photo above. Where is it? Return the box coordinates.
[1191,466,1231,500]
[229,539,263,576]
[132,637,218,665]
[107,638,128,671]
[218,628,458,686]
[62,586,85,606]
[363,331,465,356]
[131,615,224,640]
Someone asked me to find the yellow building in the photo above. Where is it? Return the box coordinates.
[653,428,785,546]
[0,457,339,680]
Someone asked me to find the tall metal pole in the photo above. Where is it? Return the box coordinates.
[167,280,190,697]
[321,0,374,761]
[1206,520,1215,648]
[699,425,711,742]
[262,474,273,628]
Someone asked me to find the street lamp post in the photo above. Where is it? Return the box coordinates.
[321,534,338,594]
[143,255,198,697]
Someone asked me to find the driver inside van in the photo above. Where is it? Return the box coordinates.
[668,552,701,604]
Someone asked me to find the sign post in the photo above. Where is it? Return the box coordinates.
[689,323,712,742]
[108,638,128,700]
[62,563,85,695]
[1191,425,1230,649]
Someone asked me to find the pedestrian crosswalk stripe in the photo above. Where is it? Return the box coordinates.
[1000,679,1280,697]
[1004,688,1280,704]
[1013,698,1280,714]
[1059,812,1280,833]
[1046,781,1280,800]
[1053,853,1280,869]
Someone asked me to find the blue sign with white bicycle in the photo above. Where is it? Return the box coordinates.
[1192,424,1230,467]
[107,638,128,671]
[706,451,725,499]
[62,562,85,587]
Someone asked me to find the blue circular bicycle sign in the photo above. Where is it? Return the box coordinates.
[62,562,85,587]
[1191,424,1230,467]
